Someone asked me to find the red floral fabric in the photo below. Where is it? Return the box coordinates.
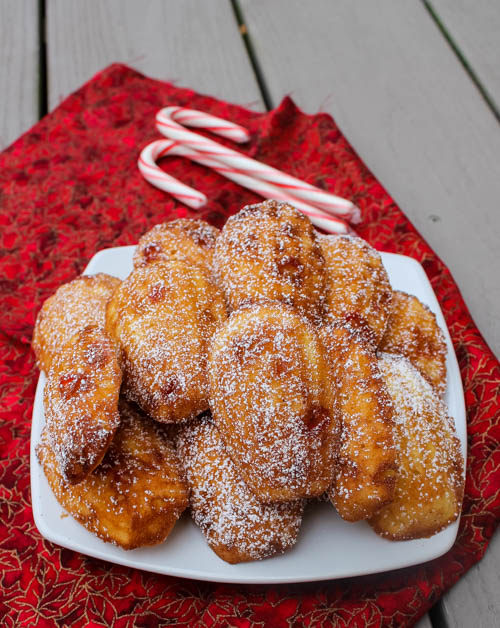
[1,64,499,627]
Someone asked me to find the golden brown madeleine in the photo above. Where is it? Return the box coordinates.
[379,290,447,396]
[106,259,227,423]
[37,399,189,549]
[208,301,340,503]
[33,273,121,373]
[133,218,220,274]
[370,353,464,540]
[320,322,397,521]
[177,415,304,564]
[43,325,122,483]
[318,234,392,345]
[213,200,327,324]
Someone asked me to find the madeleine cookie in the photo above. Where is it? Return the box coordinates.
[213,200,327,324]
[379,291,447,396]
[33,273,121,373]
[370,353,463,540]
[37,399,188,550]
[106,259,226,422]
[177,415,304,563]
[133,218,220,274]
[209,301,340,502]
[319,234,392,345]
[321,322,397,521]
[43,325,121,483]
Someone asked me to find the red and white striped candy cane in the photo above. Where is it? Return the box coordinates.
[139,138,350,233]
[138,106,360,234]
[156,107,360,223]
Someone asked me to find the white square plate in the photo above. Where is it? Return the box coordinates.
[31,246,466,584]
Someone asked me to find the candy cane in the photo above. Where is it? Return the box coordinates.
[157,107,360,222]
[139,139,350,234]
[138,107,360,234]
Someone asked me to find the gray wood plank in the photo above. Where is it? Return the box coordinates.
[440,527,500,628]
[46,0,264,111]
[239,0,500,363]
[428,0,500,117]
[415,614,433,628]
[0,0,39,149]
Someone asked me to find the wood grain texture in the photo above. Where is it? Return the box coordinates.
[428,0,500,116]
[46,0,263,111]
[0,0,39,149]
[239,0,500,362]
[415,614,433,628]
[440,527,500,627]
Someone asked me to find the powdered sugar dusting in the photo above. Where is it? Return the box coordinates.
[176,415,304,563]
[35,215,461,554]
[379,291,447,396]
[37,399,188,549]
[319,234,392,344]
[133,218,220,275]
[106,259,227,422]
[208,301,339,502]
[33,273,121,373]
[43,325,121,483]
[371,353,463,540]
[321,323,397,521]
[213,201,327,324]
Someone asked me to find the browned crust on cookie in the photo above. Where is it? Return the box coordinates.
[370,353,463,540]
[177,415,304,563]
[133,219,220,274]
[106,259,227,422]
[321,321,397,521]
[319,234,392,345]
[208,300,340,503]
[213,201,327,324]
[37,399,189,549]
[33,273,121,373]
[43,324,122,483]
[379,290,447,396]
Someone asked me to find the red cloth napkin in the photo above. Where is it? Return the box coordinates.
[1,64,499,627]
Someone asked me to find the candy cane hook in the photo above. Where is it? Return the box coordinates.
[138,107,360,234]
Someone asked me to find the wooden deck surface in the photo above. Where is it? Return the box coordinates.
[1,1,499,626]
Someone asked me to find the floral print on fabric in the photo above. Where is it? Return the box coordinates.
[0,64,499,628]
